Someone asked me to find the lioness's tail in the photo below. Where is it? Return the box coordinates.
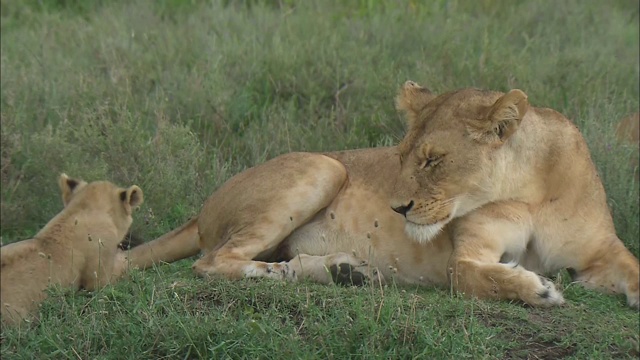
[126,217,200,269]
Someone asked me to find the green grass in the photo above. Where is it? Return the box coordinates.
[1,0,638,358]
[2,262,639,359]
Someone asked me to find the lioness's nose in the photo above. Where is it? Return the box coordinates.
[392,201,414,216]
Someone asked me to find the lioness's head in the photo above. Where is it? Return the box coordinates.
[391,81,529,243]
[59,173,144,238]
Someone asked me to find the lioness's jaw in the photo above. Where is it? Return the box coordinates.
[467,89,529,145]
[404,221,445,244]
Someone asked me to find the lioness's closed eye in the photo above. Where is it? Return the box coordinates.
[392,81,639,308]
[125,80,638,310]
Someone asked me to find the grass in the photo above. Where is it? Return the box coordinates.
[2,262,639,359]
[1,0,638,358]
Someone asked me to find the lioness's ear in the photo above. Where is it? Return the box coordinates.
[469,89,529,144]
[59,173,87,206]
[396,80,436,130]
[119,185,144,214]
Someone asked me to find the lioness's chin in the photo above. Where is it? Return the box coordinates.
[404,221,446,244]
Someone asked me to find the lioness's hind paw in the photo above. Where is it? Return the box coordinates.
[330,263,367,286]
[627,292,639,309]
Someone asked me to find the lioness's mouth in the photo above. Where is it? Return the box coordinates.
[404,212,452,227]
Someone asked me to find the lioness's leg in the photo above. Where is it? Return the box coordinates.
[286,253,381,285]
[551,230,640,308]
[194,251,377,285]
[534,198,640,308]
[449,202,565,307]
[192,153,355,283]
[563,236,639,308]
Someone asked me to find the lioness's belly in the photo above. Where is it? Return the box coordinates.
[282,183,452,287]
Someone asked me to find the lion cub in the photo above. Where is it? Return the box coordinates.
[1,174,143,327]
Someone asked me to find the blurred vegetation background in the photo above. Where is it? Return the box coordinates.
[1,0,638,254]
[1,1,639,359]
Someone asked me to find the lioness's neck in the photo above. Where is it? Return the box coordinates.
[489,109,576,204]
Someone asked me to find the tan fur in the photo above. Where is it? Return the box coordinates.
[130,149,454,289]
[392,82,639,308]
[129,81,637,309]
[1,174,144,327]
[125,217,200,270]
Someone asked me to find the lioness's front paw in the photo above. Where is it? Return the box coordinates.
[523,275,564,307]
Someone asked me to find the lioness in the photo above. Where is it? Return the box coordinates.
[391,82,639,308]
[1,174,143,326]
[126,82,638,308]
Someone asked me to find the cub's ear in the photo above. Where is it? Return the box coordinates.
[468,89,529,144]
[395,80,436,130]
[119,185,144,215]
[59,173,87,206]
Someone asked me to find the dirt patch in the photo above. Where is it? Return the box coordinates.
[476,308,577,359]
[504,340,577,360]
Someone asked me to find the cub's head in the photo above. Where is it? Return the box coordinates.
[391,81,529,243]
[59,173,144,238]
